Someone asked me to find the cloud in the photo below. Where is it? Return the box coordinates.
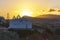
[49,9,56,12]
[58,10,60,12]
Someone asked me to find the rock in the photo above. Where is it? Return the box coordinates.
[0,31,20,40]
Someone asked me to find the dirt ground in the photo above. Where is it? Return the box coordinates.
[20,32,60,40]
[0,29,60,40]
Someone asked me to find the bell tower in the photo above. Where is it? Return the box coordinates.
[17,15,21,19]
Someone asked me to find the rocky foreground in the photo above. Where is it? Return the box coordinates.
[0,29,20,40]
[0,29,60,40]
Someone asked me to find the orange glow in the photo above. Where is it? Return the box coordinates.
[20,10,33,17]
[0,0,60,19]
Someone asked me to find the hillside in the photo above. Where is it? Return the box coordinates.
[37,14,60,19]
[22,14,60,27]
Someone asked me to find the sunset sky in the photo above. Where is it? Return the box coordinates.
[0,0,60,19]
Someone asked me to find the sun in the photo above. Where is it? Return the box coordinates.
[21,10,33,17]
